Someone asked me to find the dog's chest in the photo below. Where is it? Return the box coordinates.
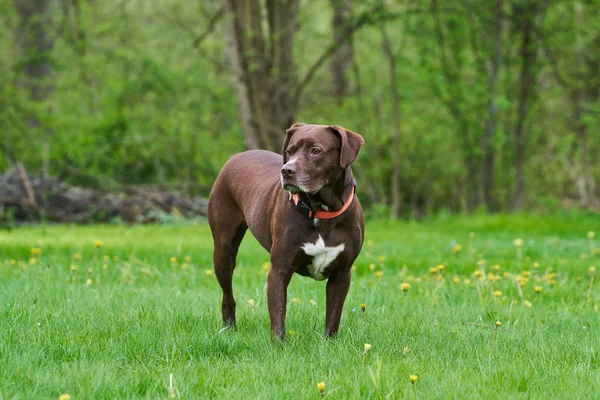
[301,235,345,280]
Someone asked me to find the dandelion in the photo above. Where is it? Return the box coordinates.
[73,253,82,261]
[513,238,523,247]
[377,255,385,263]
[205,269,213,276]
[493,264,501,271]
[9,259,15,265]
[523,300,532,308]
[463,278,471,285]
[374,271,384,278]
[184,256,191,262]
[94,240,104,248]
[248,299,255,311]
[533,262,539,269]
[288,329,297,336]
[495,320,502,328]
[292,297,301,304]
[363,343,372,357]
[59,394,71,400]
[170,256,177,264]
[360,303,366,312]
[103,255,110,262]
[437,264,445,271]
[401,283,411,292]
[310,299,317,306]
[492,290,502,297]
[103,264,108,270]
[317,382,325,396]
[534,285,543,293]
[452,276,460,284]
[588,231,595,239]
[369,263,376,271]
[88,267,93,274]
[262,262,270,272]
[31,247,41,255]
[454,244,462,253]
[589,266,596,274]
[403,345,410,353]
[29,258,37,265]
[503,272,511,278]
[409,374,418,383]
[71,265,78,272]
[522,270,531,277]
[85,278,92,287]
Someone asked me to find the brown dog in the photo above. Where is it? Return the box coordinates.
[208,123,364,339]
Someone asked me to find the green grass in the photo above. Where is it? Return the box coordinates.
[1,214,600,399]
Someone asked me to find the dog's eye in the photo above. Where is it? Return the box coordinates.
[286,149,292,156]
[310,148,321,155]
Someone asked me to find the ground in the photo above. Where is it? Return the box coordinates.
[1,214,599,399]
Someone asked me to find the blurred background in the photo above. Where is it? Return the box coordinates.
[0,0,598,224]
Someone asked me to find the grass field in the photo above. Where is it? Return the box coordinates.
[1,214,600,399]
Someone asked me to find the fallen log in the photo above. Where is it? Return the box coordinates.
[0,166,208,225]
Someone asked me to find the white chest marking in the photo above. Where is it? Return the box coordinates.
[301,235,345,281]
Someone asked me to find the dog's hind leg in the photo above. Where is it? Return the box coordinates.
[209,199,247,328]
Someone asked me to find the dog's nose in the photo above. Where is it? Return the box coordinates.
[281,166,295,177]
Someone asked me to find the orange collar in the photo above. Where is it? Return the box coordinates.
[291,184,355,220]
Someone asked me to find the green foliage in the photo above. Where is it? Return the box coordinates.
[0,0,598,214]
[1,215,600,397]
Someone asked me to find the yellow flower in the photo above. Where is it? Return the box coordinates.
[473,270,483,278]
[589,266,596,274]
[170,256,177,263]
[588,231,595,239]
[73,253,82,260]
[85,278,92,286]
[401,283,411,292]
[103,255,110,262]
[452,276,460,284]
[522,270,531,277]
[534,286,543,293]
[495,320,502,327]
[292,297,301,304]
[88,267,93,274]
[205,269,212,276]
[248,299,255,310]
[454,244,462,253]
[262,262,270,272]
[364,343,372,351]
[70,265,77,272]
[369,263,375,271]
[317,382,325,393]
[29,258,37,265]
[429,267,438,274]
[463,278,471,285]
[31,247,41,255]
[59,394,71,400]
[492,290,502,297]
[310,299,317,306]
[94,240,104,248]
[513,238,523,247]
[477,259,486,266]
[437,264,445,271]
[403,345,410,353]
[533,262,539,269]
[103,264,108,270]
[492,264,501,271]
[184,256,191,262]
[9,259,16,265]
[374,271,384,278]
[503,272,511,278]
[377,256,385,263]
[409,374,418,383]
[288,329,296,336]
[523,300,532,308]
[360,303,366,312]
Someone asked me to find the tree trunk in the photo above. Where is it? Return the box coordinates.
[330,0,354,101]
[380,17,402,219]
[482,0,504,212]
[512,0,538,210]
[224,0,299,152]
[14,0,53,177]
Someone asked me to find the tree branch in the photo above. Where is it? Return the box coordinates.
[193,6,225,48]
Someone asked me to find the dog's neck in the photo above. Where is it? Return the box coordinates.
[304,168,354,212]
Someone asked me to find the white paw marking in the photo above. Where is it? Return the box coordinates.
[301,235,345,280]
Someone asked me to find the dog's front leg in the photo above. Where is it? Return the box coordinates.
[267,266,294,340]
[324,269,351,337]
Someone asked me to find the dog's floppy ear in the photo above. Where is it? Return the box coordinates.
[329,125,365,168]
[282,123,306,163]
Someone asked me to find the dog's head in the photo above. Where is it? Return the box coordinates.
[280,123,364,194]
